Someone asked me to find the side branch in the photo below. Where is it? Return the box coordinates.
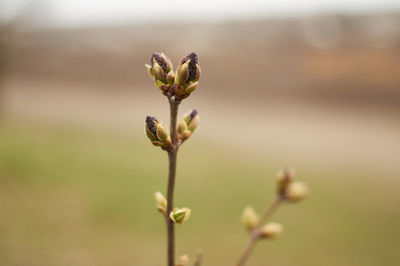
[236,197,282,266]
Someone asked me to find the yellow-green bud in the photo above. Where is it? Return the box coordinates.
[178,120,188,135]
[146,52,173,95]
[259,222,283,239]
[155,191,167,213]
[152,61,166,83]
[178,110,199,141]
[285,182,309,202]
[175,60,190,87]
[169,207,191,224]
[167,70,175,85]
[145,116,172,150]
[277,167,295,196]
[188,114,199,132]
[173,52,201,99]
[241,206,259,230]
[156,123,169,141]
[176,254,189,266]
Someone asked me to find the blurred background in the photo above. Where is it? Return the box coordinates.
[1,0,400,265]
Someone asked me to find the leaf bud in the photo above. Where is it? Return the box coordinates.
[241,206,259,230]
[169,207,191,224]
[259,222,284,239]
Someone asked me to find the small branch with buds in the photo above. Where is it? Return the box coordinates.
[145,52,201,266]
[237,168,310,266]
[144,52,310,266]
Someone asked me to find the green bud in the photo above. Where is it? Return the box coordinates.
[285,182,309,202]
[156,123,169,142]
[167,70,175,85]
[155,191,167,213]
[241,206,259,230]
[152,61,166,83]
[178,110,199,142]
[175,60,190,87]
[178,120,188,135]
[188,115,199,132]
[259,223,283,239]
[169,207,191,224]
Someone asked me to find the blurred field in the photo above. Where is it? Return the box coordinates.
[1,10,400,266]
[0,115,399,266]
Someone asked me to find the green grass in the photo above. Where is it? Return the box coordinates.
[0,119,399,266]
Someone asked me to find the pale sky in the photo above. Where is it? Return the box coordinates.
[1,0,400,27]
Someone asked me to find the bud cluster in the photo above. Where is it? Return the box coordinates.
[178,109,199,141]
[145,52,201,100]
[240,168,310,246]
[276,167,310,202]
[145,116,173,150]
[145,53,174,95]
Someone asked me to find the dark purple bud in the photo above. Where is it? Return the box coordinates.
[180,52,200,82]
[189,109,198,123]
[151,52,172,73]
[146,116,158,136]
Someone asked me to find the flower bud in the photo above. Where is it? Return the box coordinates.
[178,110,199,141]
[155,191,167,214]
[176,254,189,266]
[146,52,173,94]
[169,207,191,224]
[285,182,310,202]
[241,206,259,230]
[277,167,295,196]
[167,70,175,85]
[175,60,190,86]
[145,116,172,150]
[174,52,200,98]
[259,222,283,239]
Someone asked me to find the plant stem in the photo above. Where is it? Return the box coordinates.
[236,197,282,266]
[166,97,180,266]
[236,232,258,266]
[256,197,282,228]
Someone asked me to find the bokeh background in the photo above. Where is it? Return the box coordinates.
[1,1,400,265]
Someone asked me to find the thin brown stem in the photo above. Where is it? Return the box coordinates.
[166,97,180,266]
[256,197,282,228]
[236,197,282,266]
[236,232,258,266]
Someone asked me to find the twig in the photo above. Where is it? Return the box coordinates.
[166,96,180,266]
[236,197,282,266]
